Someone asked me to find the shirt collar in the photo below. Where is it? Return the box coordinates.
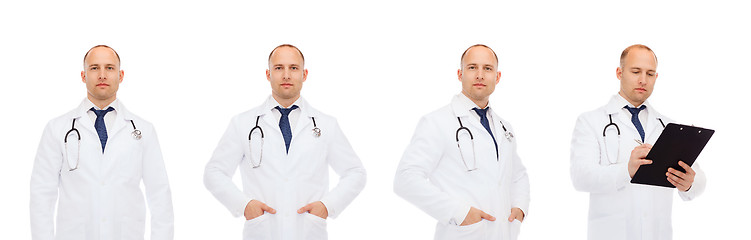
[451,93,493,117]
[606,94,652,114]
[261,95,317,118]
[270,97,303,111]
[85,98,119,111]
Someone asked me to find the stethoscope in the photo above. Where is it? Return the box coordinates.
[602,114,665,164]
[64,118,141,171]
[455,116,513,172]
[247,115,320,168]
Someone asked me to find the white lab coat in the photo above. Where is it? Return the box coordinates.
[394,94,530,240]
[570,94,706,240]
[30,99,174,240]
[203,96,366,240]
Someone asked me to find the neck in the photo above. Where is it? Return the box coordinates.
[618,91,644,107]
[88,95,116,110]
[462,91,489,109]
[272,94,300,108]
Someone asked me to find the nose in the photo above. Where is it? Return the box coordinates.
[637,73,646,85]
[282,68,290,80]
[97,70,107,80]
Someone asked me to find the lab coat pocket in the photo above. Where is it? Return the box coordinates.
[243,213,272,239]
[302,212,328,240]
[442,220,487,239]
[120,215,146,240]
[508,219,522,240]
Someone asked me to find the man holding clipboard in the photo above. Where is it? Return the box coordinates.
[569,44,707,240]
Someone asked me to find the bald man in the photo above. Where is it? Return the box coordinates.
[30,45,174,240]
[204,44,366,240]
[570,44,706,240]
[394,44,530,240]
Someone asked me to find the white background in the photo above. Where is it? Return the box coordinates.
[2,0,749,239]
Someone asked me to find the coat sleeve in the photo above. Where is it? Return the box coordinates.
[570,114,631,193]
[678,162,706,200]
[203,117,252,218]
[141,124,174,240]
[319,119,367,219]
[30,121,62,240]
[394,116,471,225]
[507,123,530,217]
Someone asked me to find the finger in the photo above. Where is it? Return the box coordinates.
[297,204,311,214]
[667,172,683,183]
[638,159,653,166]
[262,204,277,214]
[481,212,496,221]
[667,175,685,189]
[644,144,653,148]
[667,168,686,179]
[679,161,696,175]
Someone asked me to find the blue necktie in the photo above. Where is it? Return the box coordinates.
[472,107,498,159]
[91,107,114,152]
[625,105,647,142]
[276,105,298,154]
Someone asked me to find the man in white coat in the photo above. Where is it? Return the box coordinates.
[30,45,174,240]
[394,44,530,240]
[570,44,707,240]
[203,44,366,240]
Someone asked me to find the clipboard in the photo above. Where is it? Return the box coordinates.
[630,123,714,188]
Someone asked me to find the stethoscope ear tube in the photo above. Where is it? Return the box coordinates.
[455,117,473,142]
[603,114,621,137]
[249,116,264,140]
[65,119,81,142]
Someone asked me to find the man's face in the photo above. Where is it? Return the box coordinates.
[266,47,307,102]
[617,48,658,106]
[458,46,501,106]
[81,47,123,103]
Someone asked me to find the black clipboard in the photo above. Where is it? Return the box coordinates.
[630,123,714,188]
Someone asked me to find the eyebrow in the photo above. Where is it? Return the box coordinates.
[272,64,301,67]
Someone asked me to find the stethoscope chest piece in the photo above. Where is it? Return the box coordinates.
[129,120,142,140]
[311,117,321,137]
[132,130,142,140]
[505,131,514,141]
[312,127,321,137]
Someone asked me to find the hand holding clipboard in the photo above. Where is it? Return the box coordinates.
[630,123,714,189]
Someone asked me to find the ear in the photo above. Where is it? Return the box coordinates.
[457,69,462,82]
[266,69,271,81]
[616,67,623,81]
[119,70,124,83]
[81,70,86,83]
[302,69,308,82]
[496,70,501,84]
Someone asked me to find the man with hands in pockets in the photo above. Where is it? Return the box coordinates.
[204,44,366,240]
[394,44,530,240]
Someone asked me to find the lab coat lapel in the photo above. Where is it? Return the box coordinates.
[69,99,103,141]
[450,94,487,140]
[643,103,665,144]
[489,110,507,180]
[259,97,282,137]
[606,95,642,140]
[290,98,316,145]
[108,102,128,139]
